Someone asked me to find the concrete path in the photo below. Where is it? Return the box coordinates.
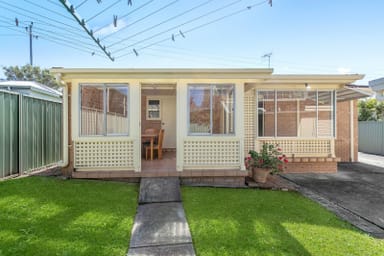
[127,177,196,256]
[358,152,384,170]
[282,160,384,238]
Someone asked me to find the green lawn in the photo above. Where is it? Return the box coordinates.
[0,177,138,256]
[182,187,384,256]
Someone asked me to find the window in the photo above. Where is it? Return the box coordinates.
[188,84,235,135]
[146,99,161,120]
[257,90,335,138]
[80,84,129,136]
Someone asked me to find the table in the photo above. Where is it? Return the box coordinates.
[141,134,157,160]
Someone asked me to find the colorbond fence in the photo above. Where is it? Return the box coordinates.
[0,90,62,178]
[358,121,384,156]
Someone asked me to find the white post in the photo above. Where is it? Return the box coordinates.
[130,81,141,172]
[176,81,187,171]
[236,82,246,171]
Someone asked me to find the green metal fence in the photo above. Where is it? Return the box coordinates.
[0,90,19,178]
[0,90,62,178]
[358,121,384,156]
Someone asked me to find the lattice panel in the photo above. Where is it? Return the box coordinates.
[184,139,240,166]
[74,140,134,168]
[244,90,255,155]
[256,139,334,157]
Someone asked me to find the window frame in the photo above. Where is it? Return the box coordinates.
[79,83,129,137]
[256,89,336,139]
[187,83,236,136]
[146,98,161,120]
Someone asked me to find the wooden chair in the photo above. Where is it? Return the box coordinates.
[142,128,158,157]
[145,129,164,160]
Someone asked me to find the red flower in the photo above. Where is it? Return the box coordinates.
[284,159,289,163]
[278,156,283,160]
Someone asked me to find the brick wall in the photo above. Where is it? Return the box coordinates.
[284,157,338,173]
[335,100,358,162]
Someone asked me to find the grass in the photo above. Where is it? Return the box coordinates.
[0,177,138,256]
[182,187,384,256]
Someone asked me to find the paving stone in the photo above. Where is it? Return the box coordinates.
[127,243,195,256]
[129,203,192,248]
[139,177,181,204]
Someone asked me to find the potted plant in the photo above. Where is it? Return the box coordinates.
[245,143,288,183]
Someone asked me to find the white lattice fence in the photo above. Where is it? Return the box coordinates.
[183,139,241,167]
[244,90,255,155]
[255,138,335,157]
[74,140,134,168]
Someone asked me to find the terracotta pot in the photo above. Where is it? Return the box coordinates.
[252,168,270,183]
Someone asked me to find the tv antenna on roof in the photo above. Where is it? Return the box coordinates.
[262,52,272,68]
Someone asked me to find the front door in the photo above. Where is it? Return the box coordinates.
[160,95,176,149]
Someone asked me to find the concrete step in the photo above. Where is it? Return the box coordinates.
[139,177,181,204]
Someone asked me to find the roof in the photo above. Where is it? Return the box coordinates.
[51,68,275,81]
[51,68,364,87]
[336,85,373,102]
[0,81,62,101]
[369,77,384,91]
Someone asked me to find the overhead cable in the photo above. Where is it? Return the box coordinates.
[86,0,122,22]
[116,0,269,58]
[108,0,214,48]
[93,0,154,34]
[101,0,179,40]
[113,0,247,54]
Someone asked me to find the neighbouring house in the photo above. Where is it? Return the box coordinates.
[369,77,384,101]
[51,68,370,185]
[0,80,62,101]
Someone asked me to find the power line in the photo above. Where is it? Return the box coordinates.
[101,0,179,40]
[149,44,264,65]
[86,0,122,22]
[38,34,107,58]
[59,0,115,61]
[32,26,100,48]
[36,31,103,54]
[93,0,154,34]
[23,0,74,22]
[142,47,263,67]
[113,0,251,54]
[75,0,89,9]
[0,19,104,57]
[0,1,84,33]
[0,15,90,41]
[116,0,269,59]
[46,0,65,8]
[108,0,215,48]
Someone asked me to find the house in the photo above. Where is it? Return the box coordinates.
[0,81,62,178]
[51,68,369,185]
[369,77,384,101]
[0,80,62,101]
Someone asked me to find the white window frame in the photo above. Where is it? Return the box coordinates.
[256,89,336,138]
[79,83,129,137]
[187,84,235,136]
[146,98,161,120]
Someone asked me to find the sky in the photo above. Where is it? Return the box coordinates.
[0,0,383,84]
